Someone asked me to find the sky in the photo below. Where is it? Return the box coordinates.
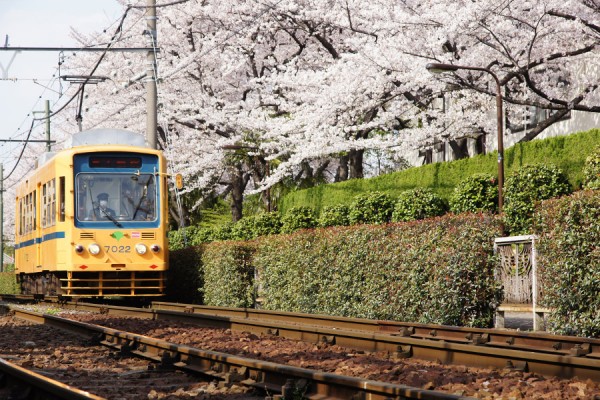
[0,0,124,164]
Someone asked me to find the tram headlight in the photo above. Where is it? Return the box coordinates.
[150,244,160,253]
[88,243,101,255]
[135,243,147,255]
[74,244,84,254]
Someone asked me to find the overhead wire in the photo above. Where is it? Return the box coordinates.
[4,15,138,143]
[5,0,288,176]
[3,119,38,181]
[1,5,136,183]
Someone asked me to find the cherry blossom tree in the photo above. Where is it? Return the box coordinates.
[50,0,598,225]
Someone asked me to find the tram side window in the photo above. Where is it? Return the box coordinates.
[18,199,24,236]
[42,179,56,228]
[59,177,65,222]
[29,193,34,233]
[26,194,31,233]
[42,184,47,227]
[51,179,56,225]
[24,193,34,234]
[34,191,37,230]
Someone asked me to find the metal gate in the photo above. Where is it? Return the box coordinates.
[494,235,549,330]
[494,236,536,304]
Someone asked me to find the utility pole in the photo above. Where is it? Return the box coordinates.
[146,0,158,149]
[32,99,53,150]
[45,100,51,151]
[0,164,3,272]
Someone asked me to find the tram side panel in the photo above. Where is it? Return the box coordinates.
[14,156,66,293]
[15,178,38,276]
[38,156,70,274]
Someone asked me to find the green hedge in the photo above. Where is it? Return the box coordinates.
[250,213,503,327]
[281,206,318,233]
[202,242,256,307]
[0,272,19,294]
[281,129,600,214]
[583,145,600,189]
[503,164,572,234]
[318,204,350,227]
[348,191,394,224]
[534,190,600,337]
[392,188,447,222]
[450,173,498,213]
[170,189,600,335]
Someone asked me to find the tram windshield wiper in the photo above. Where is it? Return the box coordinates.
[101,209,123,228]
[132,177,152,220]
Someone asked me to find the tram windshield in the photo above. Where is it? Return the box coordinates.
[76,173,157,223]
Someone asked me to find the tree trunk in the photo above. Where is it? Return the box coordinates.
[335,154,349,182]
[349,149,364,179]
[230,165,244,222]
[301,161,314,182]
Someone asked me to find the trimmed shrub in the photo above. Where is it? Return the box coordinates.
[202,242,256,307]
[392,188,448,222]
[503,164,571,234]
[348,191,394,224]
[450,173,498,213]
[534,190,600,337]
[583,145,600,190]
[167,226,198,250]
[281,206,318,233]
[231,216,257,241]
[319,204,350,227]
[253,212,283,236]
[192,227,217,244]
[211,222,235,241]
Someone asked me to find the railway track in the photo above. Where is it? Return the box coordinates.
[151,301,600,360]
[19,297,598,381]
[0,357,105,400]
[0,304,220,399]
[1,302,471,400]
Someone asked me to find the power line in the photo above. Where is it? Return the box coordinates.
[0,47,154,52]
[2,9,142,143]
[3,119,37,181]
[1,6,136,182]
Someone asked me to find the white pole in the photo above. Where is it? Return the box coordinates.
[45,100,51,151]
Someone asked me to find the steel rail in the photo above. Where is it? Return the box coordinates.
[151,301,600,359]
[23,298,600,381]
[6,306,472,400]
[0,357,106,400]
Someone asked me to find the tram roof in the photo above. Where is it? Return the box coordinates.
[68,129,149,148]
[36,129,150,168]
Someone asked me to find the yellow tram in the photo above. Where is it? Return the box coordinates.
[14,129,170,297]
